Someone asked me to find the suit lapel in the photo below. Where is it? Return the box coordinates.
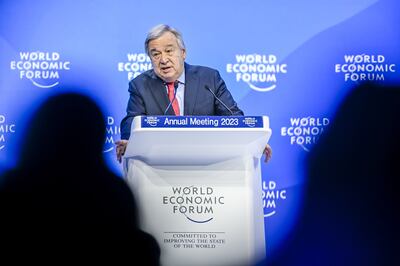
[148,72,175,115]
[184,64,200,115]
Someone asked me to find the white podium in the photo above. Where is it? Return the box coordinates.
[124,116,271,266]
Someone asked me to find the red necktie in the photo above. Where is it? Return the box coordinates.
[167,82,180,115]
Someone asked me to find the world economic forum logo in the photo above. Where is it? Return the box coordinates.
[144,116,160,127]
[117,53,152,80]
[335,54,396,82]
[0,115,16,151]
[103,116,120,153]
[10,51,71,88]
[226,54,288,92]
[262,181,287,217]
[281,116,329,152]
[163,186,225,223]
[243,117,258,127]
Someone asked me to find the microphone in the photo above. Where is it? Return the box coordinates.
[204,85,235,115]
[164,81,179,115]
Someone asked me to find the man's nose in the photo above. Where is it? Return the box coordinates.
[159,53,168,63]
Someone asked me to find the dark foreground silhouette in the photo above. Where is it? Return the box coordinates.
[264,83,400,266]
[0,92,160,264]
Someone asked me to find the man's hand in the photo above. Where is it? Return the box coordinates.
[263,143,272,163]
[116,139,128,163]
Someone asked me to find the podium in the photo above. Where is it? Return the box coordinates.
[124,116,271,266]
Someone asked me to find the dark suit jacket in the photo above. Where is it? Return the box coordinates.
[120,63,244,139]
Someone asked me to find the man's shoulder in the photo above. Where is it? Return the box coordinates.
[129,69,156,85]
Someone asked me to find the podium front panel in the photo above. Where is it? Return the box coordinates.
[124,116,271,266]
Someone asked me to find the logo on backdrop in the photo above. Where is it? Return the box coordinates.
[103,116,120,153]
[0,115,16,151]
[226,54,288,92]
[281,116,330,152]
[263,181,287,217]
[163,186,225,223]
[10,51,71,88]
[117,53,152,80]
[335,54,396,82]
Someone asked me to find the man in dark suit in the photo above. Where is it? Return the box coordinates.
[116,24,271,162]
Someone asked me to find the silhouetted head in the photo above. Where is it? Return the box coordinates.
[303,82,399,265]
[308,82,399,198]
[18,92,106,170]
[266,82,400,266]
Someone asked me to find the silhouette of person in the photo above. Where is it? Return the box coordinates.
[264,82,399,266]
[0,92,160,264]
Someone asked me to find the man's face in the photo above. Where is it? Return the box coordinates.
[148,31,186,83]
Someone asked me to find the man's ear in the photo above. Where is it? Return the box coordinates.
[182,49,186,60]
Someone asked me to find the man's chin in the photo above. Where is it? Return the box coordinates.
[160,75,175,83]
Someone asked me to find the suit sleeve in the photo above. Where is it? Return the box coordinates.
[120,81,147,140]
[213,71,244,116]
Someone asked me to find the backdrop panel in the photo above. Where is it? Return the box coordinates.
[1,0,399,256]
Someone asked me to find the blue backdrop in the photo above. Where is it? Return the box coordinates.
[1,0,399,256]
